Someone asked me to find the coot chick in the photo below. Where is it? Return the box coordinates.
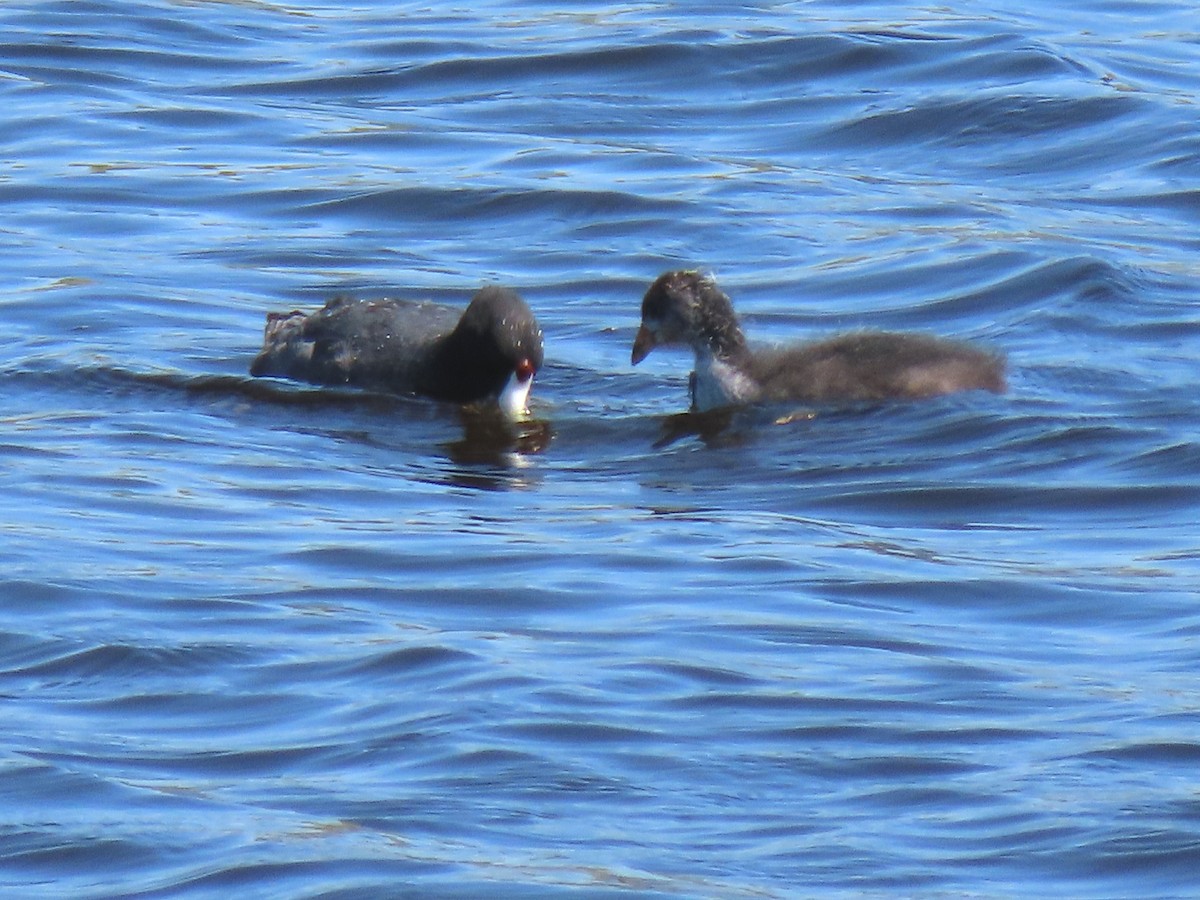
[251,285,543,418]
[632,270,1005,412]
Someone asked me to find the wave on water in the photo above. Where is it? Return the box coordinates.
[2,1,1200,897]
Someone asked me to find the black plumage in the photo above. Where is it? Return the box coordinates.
[251,285,543,417]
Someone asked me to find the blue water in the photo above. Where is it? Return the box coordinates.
[3,2,1200,897]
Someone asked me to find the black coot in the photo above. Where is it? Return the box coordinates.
[251,285,543,418]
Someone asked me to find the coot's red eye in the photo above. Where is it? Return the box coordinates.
[515,358,536,381]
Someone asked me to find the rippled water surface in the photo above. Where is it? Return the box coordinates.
[3,2,1200,897]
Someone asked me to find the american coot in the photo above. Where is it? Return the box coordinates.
[251,285,543,418]
[632,270,1005,412]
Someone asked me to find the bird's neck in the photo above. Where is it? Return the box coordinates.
[693,292,748,361]
[691,343,759,411]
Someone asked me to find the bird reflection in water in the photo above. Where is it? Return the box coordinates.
[440,407,553,490]
[651,405,818,450]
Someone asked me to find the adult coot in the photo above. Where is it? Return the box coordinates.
[632,270,1005,412]
[251,285,543,418]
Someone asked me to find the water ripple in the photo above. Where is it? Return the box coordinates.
[2,1,1200,897]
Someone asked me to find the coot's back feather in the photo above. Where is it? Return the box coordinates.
[747,330,1005,403]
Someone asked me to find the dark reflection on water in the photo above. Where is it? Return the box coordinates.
[441,412,553,490]
[2,0,1200,897]
[651,407,742,449]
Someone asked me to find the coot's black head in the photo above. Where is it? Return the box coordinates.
[632,270,746,364]
[436,285,543,417]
